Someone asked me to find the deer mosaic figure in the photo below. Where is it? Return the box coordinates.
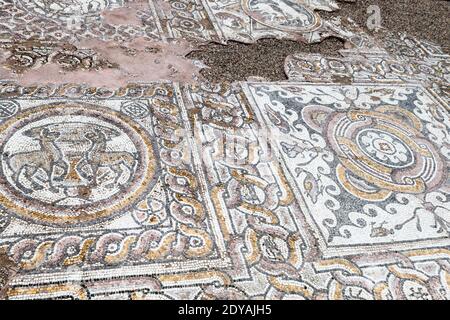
[5,128,68,194]
[80,129,137,188]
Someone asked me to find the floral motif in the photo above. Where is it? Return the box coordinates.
[357,129,414,168]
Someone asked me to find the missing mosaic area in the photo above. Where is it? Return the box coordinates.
[285,32,450,105]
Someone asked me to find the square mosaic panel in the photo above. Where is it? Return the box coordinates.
[243,82,450,257]
[0,83,234,287]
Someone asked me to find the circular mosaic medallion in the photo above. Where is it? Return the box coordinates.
[18,0,117,20]
[0,102,158,227]
[242,0,321,33]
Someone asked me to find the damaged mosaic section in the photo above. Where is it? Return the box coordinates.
[201,0,372,47]
[0,0,161,42]
[0,0,367,43]
[285,32,450,104]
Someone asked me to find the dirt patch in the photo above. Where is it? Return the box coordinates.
[324,0,450,53]
[187,37,345,82]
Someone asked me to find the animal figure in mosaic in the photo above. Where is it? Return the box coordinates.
[301,171,323,204]
[82,130,137,188]
[5,128,67,194]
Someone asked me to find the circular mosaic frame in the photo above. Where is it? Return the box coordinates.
[241,0,322,33]
[0,102,159,227]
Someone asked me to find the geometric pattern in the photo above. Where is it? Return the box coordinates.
[0,83,232,292]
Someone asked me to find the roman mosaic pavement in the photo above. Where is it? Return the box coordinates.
[0,0,448,300]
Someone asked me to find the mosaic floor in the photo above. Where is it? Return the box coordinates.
[0,0,449,300]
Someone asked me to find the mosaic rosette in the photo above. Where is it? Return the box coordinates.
[318,106,446,201]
